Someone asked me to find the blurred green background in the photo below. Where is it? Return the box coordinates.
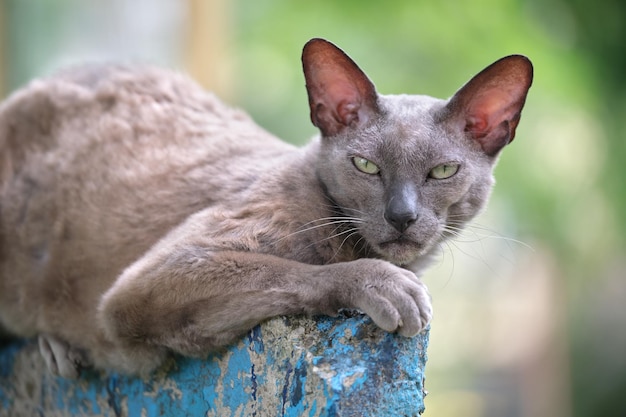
[1,1,624,416]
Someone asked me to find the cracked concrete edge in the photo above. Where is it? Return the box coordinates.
[0,312,429,417]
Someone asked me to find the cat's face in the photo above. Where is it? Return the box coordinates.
[316,95,496,266]
[303,39,533,267]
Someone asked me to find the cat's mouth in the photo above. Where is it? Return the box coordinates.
[377,236,426,264]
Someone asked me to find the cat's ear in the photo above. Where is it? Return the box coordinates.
[302,38,379,137]
[444,55,533,156]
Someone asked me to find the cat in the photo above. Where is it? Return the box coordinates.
[0,38,532,377]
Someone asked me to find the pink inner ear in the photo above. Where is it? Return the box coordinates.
[465,114,489,137]
[311,77,363,132]
[465,90,517,138]
[445,54,532,155]
[302,39,379,137]
[325,79,360,106]
[315,69,364,121]
[336,101,360,126]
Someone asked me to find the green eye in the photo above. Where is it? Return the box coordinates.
[352,157,380,175]
[429,163,459,179]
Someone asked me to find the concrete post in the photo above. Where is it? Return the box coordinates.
[0,312,429,416]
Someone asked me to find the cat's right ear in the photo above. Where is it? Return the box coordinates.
[302,39,379,137]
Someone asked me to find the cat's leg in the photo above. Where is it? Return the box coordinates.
[38,333,90,378]
[97,248,432,374]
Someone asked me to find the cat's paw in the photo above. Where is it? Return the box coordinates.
[349,259,432,337]
[38,334,90,378]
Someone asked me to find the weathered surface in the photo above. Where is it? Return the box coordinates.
[0,312,429,417]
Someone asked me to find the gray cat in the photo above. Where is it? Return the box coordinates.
[0,39,533,377]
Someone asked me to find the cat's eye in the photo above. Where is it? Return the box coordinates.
[352,157,380,175]
[429,163,459,179]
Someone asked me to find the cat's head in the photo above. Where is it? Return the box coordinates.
[302,38,533,267]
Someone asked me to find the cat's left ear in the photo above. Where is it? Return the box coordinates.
[302,38,380,137]
[444,55,533,156]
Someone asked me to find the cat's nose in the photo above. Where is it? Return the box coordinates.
[384,182,419,233]
[384,209,418,233]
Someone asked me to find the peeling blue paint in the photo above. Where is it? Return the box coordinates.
[0,313,429,416]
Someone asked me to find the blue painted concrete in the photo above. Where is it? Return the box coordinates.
[0,312,429,416]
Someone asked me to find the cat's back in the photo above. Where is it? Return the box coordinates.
[0,64,294,327]
[0,64,283,179]
[0,64,290,231]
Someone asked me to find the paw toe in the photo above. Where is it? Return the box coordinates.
[38,334,83,378]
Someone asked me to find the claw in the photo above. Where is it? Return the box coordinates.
[38,334,85,378]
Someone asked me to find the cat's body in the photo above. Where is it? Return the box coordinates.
[0,39,532,376]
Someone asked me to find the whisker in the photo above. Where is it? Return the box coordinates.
[297,216,364,229]
[273,218,363,243]
[319,227,360,245]
[300,227,362,263]
[317,194,368,218]
[438,219,535,274]
[353,235,369,257]
[445,237,498,275]
[466,229,533,252]
[265,196,371,261]
[445,221,534,251]
[440,241,456,289]
[327,230,361,263]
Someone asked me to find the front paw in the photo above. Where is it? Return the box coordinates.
[348,259,432,337]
